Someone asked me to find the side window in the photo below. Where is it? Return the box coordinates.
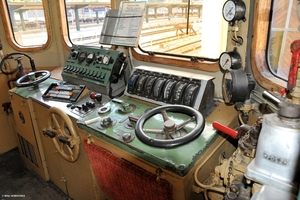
[65,0,111,47]
[268,0,299,80]
[5,0,49,47]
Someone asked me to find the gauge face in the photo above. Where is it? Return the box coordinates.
[222,71,234,103]
[223,0,236,22]
[219,51,241,71]
[222,0,246,22]
[86,53,95,64]
[219,52,232,71]
[222,70,249,104]
[78,51,87,63]
[102,55,110,64]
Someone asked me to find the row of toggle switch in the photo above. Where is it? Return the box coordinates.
[63,65,107,81]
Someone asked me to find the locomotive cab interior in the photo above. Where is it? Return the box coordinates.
[0,0,299,200]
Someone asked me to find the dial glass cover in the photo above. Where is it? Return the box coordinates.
[219,52,232,71]
[222,70,249,104]
[223,0,236,22]
[222,71,234,103]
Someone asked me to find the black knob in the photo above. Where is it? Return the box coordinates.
[95,93,102,102]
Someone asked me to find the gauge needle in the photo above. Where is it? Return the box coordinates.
[227,7,233,15]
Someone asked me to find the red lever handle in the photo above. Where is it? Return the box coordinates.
[212,121,238,139]
[287,40,300,91]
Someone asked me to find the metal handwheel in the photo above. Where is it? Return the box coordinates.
[44,107,80,162]
[135,105,205,148]
[0,52,50,87]
[15,70,50,87]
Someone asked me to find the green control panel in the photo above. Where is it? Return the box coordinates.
[61,45,125,95]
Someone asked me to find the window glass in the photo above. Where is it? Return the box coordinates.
[65,0,111,47]
[6,0,48,46]
[268,0,299,80]
[65,0,227,60]
[139,0,227,59]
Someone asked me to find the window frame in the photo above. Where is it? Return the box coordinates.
[250,0,286,92]
[0,0,52,52]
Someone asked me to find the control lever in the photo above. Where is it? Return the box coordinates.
[287,40,300,91]
[262,91,281,107]
[212,122,238,139]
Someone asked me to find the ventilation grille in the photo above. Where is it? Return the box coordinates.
[17,133,39,167]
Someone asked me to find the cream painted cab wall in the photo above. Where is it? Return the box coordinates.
[0,74,17,153]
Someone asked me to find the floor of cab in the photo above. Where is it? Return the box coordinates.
[0,148,72,200]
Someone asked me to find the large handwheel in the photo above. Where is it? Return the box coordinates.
[16,70,51,87]
[44,107,80,162]
[135,105,205,148]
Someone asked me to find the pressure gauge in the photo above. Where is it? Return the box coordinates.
[222,69,248,104]
[219,50,242,72]
[222,0,246,22]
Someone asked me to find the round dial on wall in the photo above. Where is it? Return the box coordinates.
[222,69,249,104]
[219,50,242,72]
[222,0,246,22]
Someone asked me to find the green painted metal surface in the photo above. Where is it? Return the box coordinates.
[12,78,219,176]
[78,96,218,176]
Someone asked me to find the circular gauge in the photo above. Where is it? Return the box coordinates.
[222,69,248,104]
[222,0,246,22]
[219,51,242,71]
[78,51,87,63]
[85,53,95,64]
[102,55,110,64]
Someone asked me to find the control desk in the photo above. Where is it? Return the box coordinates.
[9,45,238,200]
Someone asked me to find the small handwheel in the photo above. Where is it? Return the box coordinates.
[46,107,80,162]
[135,105,205,148]
[16,70,50,87]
